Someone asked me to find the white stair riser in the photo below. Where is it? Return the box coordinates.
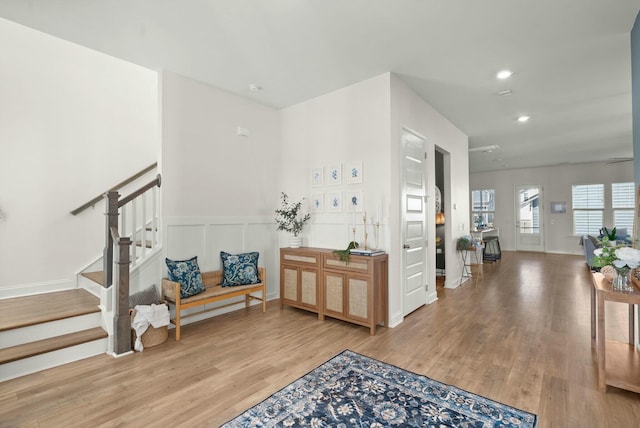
[0,338,108,382]
[1,312,103,349]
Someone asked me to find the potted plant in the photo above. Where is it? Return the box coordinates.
[275,192,311,247]
[600,227,617,245]
[456,236,474,251]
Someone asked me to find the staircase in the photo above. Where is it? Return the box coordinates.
[0,289,108,382]
[0,168,162,381]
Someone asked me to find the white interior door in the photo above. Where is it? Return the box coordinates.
[515,185,544,251]
[401,131,428,316]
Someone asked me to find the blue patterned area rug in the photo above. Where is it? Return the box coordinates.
[222,349,537,427]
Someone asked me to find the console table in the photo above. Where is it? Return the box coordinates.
[280,247,388,335]
[590,272,640,393]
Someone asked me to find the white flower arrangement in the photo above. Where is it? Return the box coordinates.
[612,247,640,269]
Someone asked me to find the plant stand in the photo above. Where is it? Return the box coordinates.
[459,245,484,287]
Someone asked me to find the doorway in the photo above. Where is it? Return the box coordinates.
[515,185,544,251]
[401,130,428,316]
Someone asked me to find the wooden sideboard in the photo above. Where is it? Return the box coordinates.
[280,247,388,335]
[590,272,640,393]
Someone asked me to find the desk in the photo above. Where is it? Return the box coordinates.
[590,272,640,393]
[470,228,499,241]
[471,228,501,262]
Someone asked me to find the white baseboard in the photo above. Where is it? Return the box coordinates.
[444,278,463,289]
[110,350,134,358]
[427,291,438,304]
[388,311,403,328]
[0,278,76,300]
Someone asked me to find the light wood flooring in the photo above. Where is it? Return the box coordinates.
[1,251,639,427]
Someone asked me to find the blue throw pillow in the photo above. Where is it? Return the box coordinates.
[220,251,260,287]
[165,256,205,298]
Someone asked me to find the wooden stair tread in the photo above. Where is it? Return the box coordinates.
[0,327,107,364]
[81,271,105,286]
[0,289,100,331]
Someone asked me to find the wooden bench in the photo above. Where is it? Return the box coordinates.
[162,267,266,340]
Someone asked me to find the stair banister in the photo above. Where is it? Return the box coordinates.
[102,173,161,356]
[111,226,131,355]
[103,190,119,288]
[103,174,161,287]
[70,163,157,216]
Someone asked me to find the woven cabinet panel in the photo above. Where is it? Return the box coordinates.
[284,254,317,264]
[325,275,344,313]
[326,258,368,271]
[348,279,368,319]
[283,268,298,301]
[301,271,317,305]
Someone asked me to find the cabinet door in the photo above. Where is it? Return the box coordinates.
[300,269,318,308]
[282,266,298,303]
[324,272,345,317]
[347,276,370,323]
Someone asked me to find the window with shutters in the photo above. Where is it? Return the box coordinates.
[612,182,635,233]
[471,189,495,229]
[572,184,604,235]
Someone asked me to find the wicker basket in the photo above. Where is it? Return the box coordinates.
[130,309,168,349]
[600,265,616,282]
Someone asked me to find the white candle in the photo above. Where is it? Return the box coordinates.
[352,210,356,228]
[377,201,381,224]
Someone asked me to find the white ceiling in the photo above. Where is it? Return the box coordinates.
[1,0,639,173]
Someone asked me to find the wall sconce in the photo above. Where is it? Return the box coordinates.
[435,212,445,225]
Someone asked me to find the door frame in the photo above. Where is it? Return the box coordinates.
[514,184,545,252]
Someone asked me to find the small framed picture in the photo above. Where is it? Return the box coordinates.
[326,164,342,185]
[327,191,343,212]
[346,161,363,184]
[346,190,363,212]
[311,167,324,187]
[310,193,324,213]
[551,202,566,214]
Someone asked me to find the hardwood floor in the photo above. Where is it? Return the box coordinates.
[1,251,639,427]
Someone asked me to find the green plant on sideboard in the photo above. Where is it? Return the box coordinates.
[274,192,311,237]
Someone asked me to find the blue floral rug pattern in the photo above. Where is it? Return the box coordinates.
[223,350,537,427]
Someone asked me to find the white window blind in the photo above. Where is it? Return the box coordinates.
[612,182,635,232]
[572,184,604,235]
[572,184,604,209]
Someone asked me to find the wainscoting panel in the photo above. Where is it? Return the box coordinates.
[163,217,279,329]
[165,223,207,262]
[208,223,245,270]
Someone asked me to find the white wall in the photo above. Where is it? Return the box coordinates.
[389,75,470,323]
[280,73,470,328]
[470,161,634,254]
[160,71,281,314]
[280,74,392,250]
[0,18,157,293]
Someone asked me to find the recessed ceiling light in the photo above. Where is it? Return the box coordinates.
[497,89,512,96]
[496,70,513,79]
[517,115,530,123]
[249,84,262,92]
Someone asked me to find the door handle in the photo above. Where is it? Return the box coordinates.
[403,244,410,249]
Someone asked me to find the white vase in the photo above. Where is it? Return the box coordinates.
[289,236,302,248]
